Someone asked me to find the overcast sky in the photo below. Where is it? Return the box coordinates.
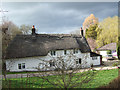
[2,2,118,34]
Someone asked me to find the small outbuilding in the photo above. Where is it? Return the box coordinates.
[97,43,117,58]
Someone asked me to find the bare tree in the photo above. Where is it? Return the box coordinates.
[20,24,31,35]
[33,51,98,88]
[1,20,22,80]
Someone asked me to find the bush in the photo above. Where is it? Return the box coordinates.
[112,63,118,66]
[107,50,111,54]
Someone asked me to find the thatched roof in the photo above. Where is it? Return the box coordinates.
[97,43,116,51]
[87,38,97,50]
[5,34,91,59]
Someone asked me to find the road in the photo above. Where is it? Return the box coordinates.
[0,66,118,79]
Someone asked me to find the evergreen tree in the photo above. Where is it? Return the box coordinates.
[85,24,97,39]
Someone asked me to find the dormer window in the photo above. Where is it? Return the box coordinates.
[50,50,56,56]
[64,50,67,55]
[73,49,79,54]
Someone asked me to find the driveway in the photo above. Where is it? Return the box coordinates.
[102,59,120,66]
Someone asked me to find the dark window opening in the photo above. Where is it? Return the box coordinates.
[92,57,97,60]
[49,62,55,67]
[22,63,25,69]
[18,63,25,69]
[76,58,81,64]
[64,50,67,55]
[18,64,21,69]
[73,49,75,54]
[51,51,56,56]
[79,59,81,64]
[73,49,79,54]
[76,61,79,64]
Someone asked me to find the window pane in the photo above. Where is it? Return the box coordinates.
[76,61,79,64]
[79,59,81,64]
[64,50,67,55]
[49,62,52,67]
[18,64,21,69]
[53,62,55,66]
[51,51,53,55]
[76,49,78,53]
[73,49,75,54]
[54,51,56,55]
[22,63,25,69]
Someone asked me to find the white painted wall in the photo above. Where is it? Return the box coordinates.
[91,56,100,66]
[112,51,118,58]
[5,49,100,72]
[99,51,107,57]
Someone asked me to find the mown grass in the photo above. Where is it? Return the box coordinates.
[2,69,118,88]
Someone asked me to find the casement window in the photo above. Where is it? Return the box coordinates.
[76,58,81,64]
[64,50,67,55]
[92,57,97,60]
[49,61,55,67]
[73,49,79,54]
[18,63,25,69]
[50,50,56,56]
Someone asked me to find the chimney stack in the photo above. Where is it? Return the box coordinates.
[80,27,84,37]
[32,25,36,35]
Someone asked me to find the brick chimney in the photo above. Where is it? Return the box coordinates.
[80,27,84,37]
[32,25,36,35]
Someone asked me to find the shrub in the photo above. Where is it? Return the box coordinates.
[112,63,118,66]
[107,50,111,54]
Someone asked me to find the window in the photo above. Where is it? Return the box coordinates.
[22,63,25,69]
[92,57,97,60]
[18,63,25,69]
[76,58,81,64]
[50,50,56,56]
[73,49,79,54]
[49,61,55,67]
[18,64,21,69]
[79,59,81,64]
[64,50,67,55]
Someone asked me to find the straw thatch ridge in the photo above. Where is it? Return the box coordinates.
[97,43,116,51]
[5,34,91,59]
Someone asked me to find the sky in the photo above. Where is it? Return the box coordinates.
[1,2,118,34]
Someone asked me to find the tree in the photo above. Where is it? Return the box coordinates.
[20,24,31,35]
[33,52,98,88]
[2,20,22,55]
[85,24,97,39]
[96,16,118,48]
[83,14,98,31]
[1,20,22,80]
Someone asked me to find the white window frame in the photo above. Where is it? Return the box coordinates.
[18,63,25,69]
[76,58,81,64]
[73,49,79,54]
[92,57,97,60]
[64,50,67,55]
[49,61,55,67]
[50,50,56,56]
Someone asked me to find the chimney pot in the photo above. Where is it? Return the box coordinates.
[80,27,84,37]
[32,25,36,35]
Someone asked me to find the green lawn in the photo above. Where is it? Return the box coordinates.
[2,69,118,88]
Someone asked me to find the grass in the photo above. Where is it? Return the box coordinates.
[2,69,118,88]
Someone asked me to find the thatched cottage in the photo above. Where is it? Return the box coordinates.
[97,43,117,58]
[5,26,101,72]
